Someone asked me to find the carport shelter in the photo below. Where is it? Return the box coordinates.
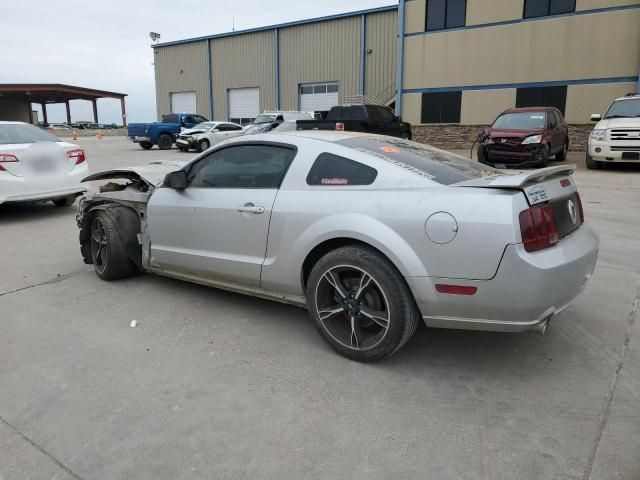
[0,84,127,126]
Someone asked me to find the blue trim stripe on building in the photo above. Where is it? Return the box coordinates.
[395,0,406,116]
[274,29,280,110]
[360,15,366,96]
[153,5,398,48]
[402,77,639,95]
[404,3,640,37]
[207,39,213,119]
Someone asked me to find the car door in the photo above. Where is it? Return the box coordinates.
[218,123,244,141]
[146,143,296,287]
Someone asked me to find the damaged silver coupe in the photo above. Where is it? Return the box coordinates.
[77,132,598,361]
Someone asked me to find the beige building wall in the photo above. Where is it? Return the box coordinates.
[0,99,31,122]
[279,17,362,110]
[210,31,276,120]
[154,41,210,119]
[403,9,640,90]
[401,93,423,125]
[565,82,637,123]
[460,89,516,124]
[365,10,398,100]
[405,0,426,34]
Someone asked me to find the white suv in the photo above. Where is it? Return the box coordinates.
[587,94,640,169]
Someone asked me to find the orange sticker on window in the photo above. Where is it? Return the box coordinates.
[381,145,399,153]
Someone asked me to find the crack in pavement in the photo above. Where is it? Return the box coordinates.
[583,280,640,480]
[0,415,84,480]
[0,268,87,298]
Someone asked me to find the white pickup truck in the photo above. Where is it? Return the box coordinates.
[587,94,640,169]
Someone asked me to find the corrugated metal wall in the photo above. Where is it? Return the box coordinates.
[210,30,276,120]
[153,41,210,120]
[365,10,398,100]
[278,17,362,110]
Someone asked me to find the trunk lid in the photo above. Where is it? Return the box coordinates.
[455,165,583,239]
[0,141,77,178]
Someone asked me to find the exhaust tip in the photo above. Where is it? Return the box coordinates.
[530,316,552,335]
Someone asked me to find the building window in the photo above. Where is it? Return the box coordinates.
[426,0,466,31]
[307,153,378,186]
[421,91,462,124]
[515,86,568,115]
[523,0,575,18]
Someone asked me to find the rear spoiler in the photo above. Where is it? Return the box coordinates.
[454,164,576,189]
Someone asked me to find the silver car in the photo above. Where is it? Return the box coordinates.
[77,132,598,361]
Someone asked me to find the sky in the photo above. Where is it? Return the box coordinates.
[1,0,395,124]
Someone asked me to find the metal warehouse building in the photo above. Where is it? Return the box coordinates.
[153,0,640,148]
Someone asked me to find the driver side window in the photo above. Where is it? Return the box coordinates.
[187,145,295,189]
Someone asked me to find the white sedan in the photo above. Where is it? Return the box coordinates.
[0,121,88,207]
[176,122,244,153]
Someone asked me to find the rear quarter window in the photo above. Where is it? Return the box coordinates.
[337,136,500,185]
[307,153,377,186]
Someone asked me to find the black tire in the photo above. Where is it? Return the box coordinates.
[306,245,420,362]
[90,212,134,281]
[139,142,153,150]
[178,147,189,152]
[585,153,602,170]
[52,195,76,207]
[400,130,411,140]
[157,134,173,150]
[197,139,210,153]
[537,145,551,168]
[477,145,491,166]
[556,141,569,161]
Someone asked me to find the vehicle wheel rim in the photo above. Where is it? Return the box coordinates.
[202,140,209,150]
[91,218,108,274]
[315,265,390,351]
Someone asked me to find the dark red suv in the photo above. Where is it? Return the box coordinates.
[477,107,569,168]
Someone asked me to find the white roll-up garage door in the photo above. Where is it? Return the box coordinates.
[300,83,339,112]
[170,91,197,113]
[228,88,260,124]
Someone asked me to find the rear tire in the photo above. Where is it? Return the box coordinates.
[157,134,173,150]
[306,245,420,362]
[197,139,210,153]
[586,153,602,170]
[90,212,134,281]
[556,141,569,161]
[139,142,153,150]
[52,195,76,207]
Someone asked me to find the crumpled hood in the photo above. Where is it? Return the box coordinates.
[82,161,187,188]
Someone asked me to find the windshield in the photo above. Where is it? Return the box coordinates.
[604,98,640,119]
[492,112,546,130]
[254,114,277,124]
[243,123,272,135]
[0,124,60,145]
[273,122,297,132]
[337,136,501,186]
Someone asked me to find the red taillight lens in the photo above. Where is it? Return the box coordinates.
[435,284,478,295]
[519,204,559,252]
[67,149,86,165]
[0,153,19,171]
[575,192,585,225]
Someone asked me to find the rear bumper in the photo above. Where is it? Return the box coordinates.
[588,140,640,162]
[0,165,88,205]
[407,225,599,332]
[129,136,151,143]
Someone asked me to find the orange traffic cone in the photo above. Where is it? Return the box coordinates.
[96,129,103,140]
[72,129,78,141]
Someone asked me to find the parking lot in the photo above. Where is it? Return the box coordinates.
[1,137,639,479]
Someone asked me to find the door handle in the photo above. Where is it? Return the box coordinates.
[238,203,265,214]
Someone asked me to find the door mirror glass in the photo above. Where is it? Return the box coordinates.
[164,170,187,189]
[590,113,602,122]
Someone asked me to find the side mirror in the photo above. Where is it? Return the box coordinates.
[271,122,280,130]
[590,114,602,122]
[164,171,187,189]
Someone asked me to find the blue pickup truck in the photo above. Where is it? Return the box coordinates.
[128,113,209,150]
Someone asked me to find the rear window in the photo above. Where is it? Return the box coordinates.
[337,136,500,186]
[0,124,60,145]
[492,112,546,130]
[162,114,179,123]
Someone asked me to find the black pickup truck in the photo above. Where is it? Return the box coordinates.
[296,105,412,139]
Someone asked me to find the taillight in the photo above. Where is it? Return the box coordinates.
[575,192,585,225]
[519,204,559,252]
[67,149,86,165]
[0,153,19,171]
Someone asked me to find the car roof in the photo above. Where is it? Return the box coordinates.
[501,107,549,114]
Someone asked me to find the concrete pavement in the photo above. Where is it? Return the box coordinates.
[1,137,638,479]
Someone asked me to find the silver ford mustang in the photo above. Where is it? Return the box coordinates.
[77,132,598,361]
